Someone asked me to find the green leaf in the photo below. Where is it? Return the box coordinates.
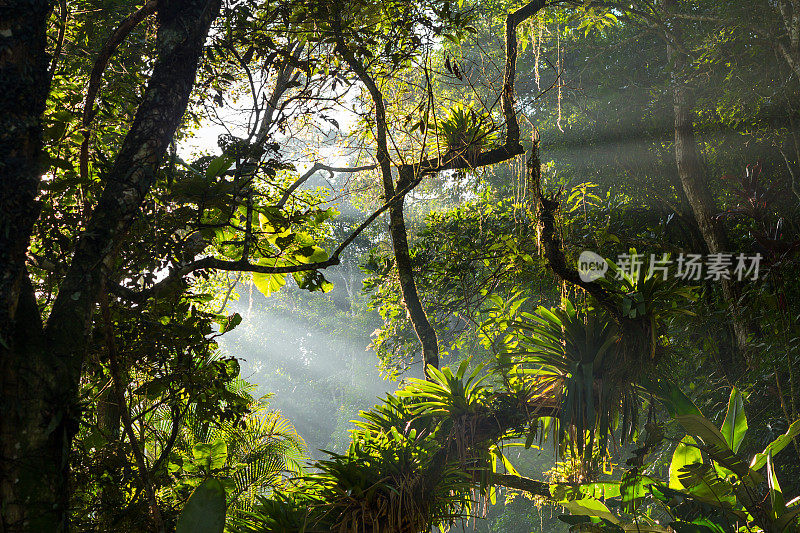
[767,452,786,520]
[209,438,228,470]
[670,436,702,490]
[720,388,747,453]
[642,378,702,417]
[621,472,652,513]
[192,439,227,471]
[675,414,729,454]
[776,507,800,532]
[176,478,226,533]
[669,521,724,533]
[561,498,620,524]
[497,448,520,477]
[219,312,242,333]
[751,419,800,471]
[252,269,287,297]
[205,155,233,178]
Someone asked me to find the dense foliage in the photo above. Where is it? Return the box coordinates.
[2,0,800,532]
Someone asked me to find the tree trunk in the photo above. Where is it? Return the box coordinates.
[663,0,749,363]
[0,1,56,530]
[331,18,441,376]
[0,1,219,529]
[388,196,440,373]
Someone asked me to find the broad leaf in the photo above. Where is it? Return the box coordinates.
[561,498,620,525]
[176,478,226,533]
[720,388,747,453]
[751,419,800,471]
[670,436,702,490]
[205,155,233,178]
[767,452,786,520]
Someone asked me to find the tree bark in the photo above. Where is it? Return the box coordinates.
[331,15,441,375]
[0,3,49,326]
[0,0,220,529]
[0,1,56,530]
[663,0,749,362]
[332,1,545,378]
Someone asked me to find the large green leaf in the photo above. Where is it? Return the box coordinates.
[205,155,233,178]
[720,388,747,453]
[674,415,729,454]
[776,507,800,532]
[176,478,226,533]
[671,417,753,482]
[192,439,228,471]
[670,436,702,490]
[751,419,800,471]
[561,498,620,524]
[620,472,656,513]
[641,378,702,417]
[252,269,287,297]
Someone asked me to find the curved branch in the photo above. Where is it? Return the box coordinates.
[47,0,221,375]
[276,162,377,208]
[394,0,545,186]
[330,12,441,374]
[332,1,549,377]
[79,0,159,183]
[490,473,550,498]
[48,0,68,79]
[528,142,621,322]
[111,176,421,303]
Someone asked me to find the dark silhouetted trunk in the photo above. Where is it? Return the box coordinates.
[0,1,56,530]
[0,0,219,529]
[664,0,749,367]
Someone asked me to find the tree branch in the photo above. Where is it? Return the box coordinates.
[394,0,546,186]
[276,162,376,208]
[46,0,221,398]
[79,0,159,184]
[48,0,68,79]
[111,176,421,303]
[490,473,551,498]
[528,142,622,322]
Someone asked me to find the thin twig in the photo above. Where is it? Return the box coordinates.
[99,288,165,533]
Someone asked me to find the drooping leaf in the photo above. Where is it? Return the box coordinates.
[205,155,233,178]
[561,498,620,525]
[176,478,226,533]
[766,452,786,520]
[751,419,800,471]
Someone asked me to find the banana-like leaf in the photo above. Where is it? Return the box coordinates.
[767,452,786,520]
[720,388,747,453]
[561,498,621,525]
[670,436,702,490]
[176,478,227,533]
[776,507,800,532]
[674,415,729,455]
[751,419,800,471]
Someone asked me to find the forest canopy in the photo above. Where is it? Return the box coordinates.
[1,0,800,532]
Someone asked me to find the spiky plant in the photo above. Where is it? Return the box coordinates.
[437,103,495,165]
[233,362,509,533]
[158,370,307,520]
[497,300,626,463]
